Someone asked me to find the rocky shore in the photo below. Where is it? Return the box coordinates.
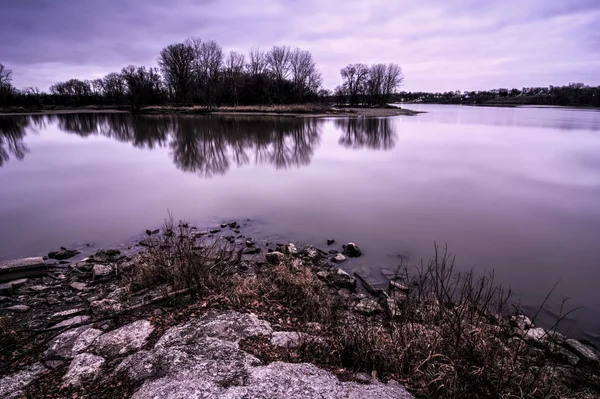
[1,221,599,398]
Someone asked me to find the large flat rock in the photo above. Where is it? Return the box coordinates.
[0,257,47,282]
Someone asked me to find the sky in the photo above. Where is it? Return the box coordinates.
[1,0,599,93]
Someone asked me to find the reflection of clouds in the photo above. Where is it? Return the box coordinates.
[0,116,31,167]
[334,118,397,150]
[31,113,323,177]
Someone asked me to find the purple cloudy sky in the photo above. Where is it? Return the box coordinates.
[1,0,599,92]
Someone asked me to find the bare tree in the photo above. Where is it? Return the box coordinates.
[382,63,404,103]
[196,40,223,107]
[368,64,386,105]
[266,46,290,83]
[0,64,12,90]
[224,51,245,105]
[158,42,195,102]
[247,47,267,77]
[289,48,322,100]
[340,63,369,105]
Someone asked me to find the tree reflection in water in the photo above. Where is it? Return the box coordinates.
[1,113,396,173]
[335,117,397,150]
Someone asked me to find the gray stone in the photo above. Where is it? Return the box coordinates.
[512,314,533,330]
[51,308,85,318]
[565,339,600,363]
[342,242,362,258]
[524,327,547,341]
[354,298,382,316]
[279,243,299,255]
[210,228,221,234]
[385,298,400,318]
[92,264,113,278]
[265,251,285,264]
[106,286,130,301]
[243,247,261,255]
[548,343,579,366]
[331,268,357,290]
[0,278,30,294]
[51,315,91,330]
[270,331,313,348]
[92,320,154,356]
[0,257,47,282]
[0,363,45,399]
[46,326,102,359]
[389,280,409,293]
[156,311,271,348]
[5,304,30,312]
[90,299,123,315]
[302,245,324,261]
[63,353,105,387]
[69,282,87,291]
[331,253,346,263]
[48,248,79,260]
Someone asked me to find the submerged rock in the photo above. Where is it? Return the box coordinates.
[48,248,80,260]
[342,242,362,258]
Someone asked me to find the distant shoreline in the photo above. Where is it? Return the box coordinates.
[0,104,424,118]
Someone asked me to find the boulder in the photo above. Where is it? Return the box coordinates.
[511,314,533,330]
[331,254,346,263]
[330,268,357,290]
[62,353,105,388]
[270,331,313,348]
[342,242,362,258]
[278,243,299,255]
[92,320,154,357]
[0,363,45,399]
[46,326,103,359]
[353,298,382,316]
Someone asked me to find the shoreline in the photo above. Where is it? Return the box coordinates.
[0,104,424,118]
[1,221,599,398]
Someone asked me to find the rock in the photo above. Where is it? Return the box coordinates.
[331,268,357,290]
[0,257,47,282]
[210,228,221,234]
[62,353,105,387]
[279,243,299,255]
[389,280,409,293]
[331,253,346,263]
[51,308,85,318]
[327,239,335,246]
[51,315,91,330]
[70,282,87,291]
[265,251,285,264]
[46,326,103,359]
[385,298,400,318]
[565,339,600,363]
[328,249,339,254]
[524,327,547,341]
[5,304,30,312]
[354,298,382,316]
[512,314,533,330]
[221,223,229,228]
[342,242,362,258]
[352,372,372,383]
[48,248,80,260]
[90,299,123,315]
[337,288,352,299]
[270,331,313,348]
[548,343,579,366]
[92,264,113,278]
[156,311,272,347]
[380,268,397,280]
[0,363,45,399]
[229,221,237,228]
[243,247,261,255]
[303,245,324,260]
[106,286,130,301]
[139,238,158,248]
[92,320,154,357]
[245,238,255,247]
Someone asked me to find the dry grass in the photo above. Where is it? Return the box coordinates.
[127,214,239,298]
[215,104,333,114]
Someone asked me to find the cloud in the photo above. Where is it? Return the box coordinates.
[1,0,598,91]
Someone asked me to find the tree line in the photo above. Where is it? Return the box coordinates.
[0,39,327,109]
[393,83,600,107]
[334,63,405,106]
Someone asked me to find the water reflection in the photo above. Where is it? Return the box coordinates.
[0,113,400,174]
[335,118,397,150]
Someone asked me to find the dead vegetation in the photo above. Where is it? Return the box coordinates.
[118,222,600,398]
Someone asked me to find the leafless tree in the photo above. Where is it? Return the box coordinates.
[368,63,386,105]
[382,63,404,103]
[340,63,369,105]
[158,42,195,102]
[266,46,290,83]
[289,48,323,100]
[247,47,267,77]
[224,51,245,105]
[0,64,12,90]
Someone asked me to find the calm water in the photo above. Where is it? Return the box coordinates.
[1,105,599,343]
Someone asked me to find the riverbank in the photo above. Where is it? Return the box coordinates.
[0,104,423,117]
[1,220,599,398]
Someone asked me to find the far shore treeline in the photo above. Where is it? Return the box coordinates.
[0,37,599,110]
